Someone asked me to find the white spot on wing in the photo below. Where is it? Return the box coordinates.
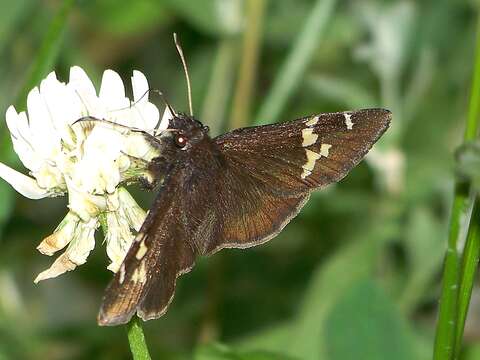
[301,170,312,179]
[320,143,332,157]
[303,150,321,171]
[135,240,148,260]
[301,128,318,147]
[135,232,145,243]
[301,169,312,178]
[301,150,321,179]
[344,113,354,130]
[132,261,147,284]
[301,144,332,179]
[119,263,126,284]
[305,116,319,127]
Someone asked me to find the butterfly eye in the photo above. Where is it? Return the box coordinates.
[174,134,188,148]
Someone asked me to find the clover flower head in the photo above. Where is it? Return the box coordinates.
[0,66,171,281]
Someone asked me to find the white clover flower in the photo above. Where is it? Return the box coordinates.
[0,66,172,282]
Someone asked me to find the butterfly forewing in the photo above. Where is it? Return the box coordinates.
[214,108,391,193]
[98,108,391,325]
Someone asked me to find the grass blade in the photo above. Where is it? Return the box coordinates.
[229,0,267,129]
[454,198,480,357]
[200,38,238,136]
[254,0,337,125]
[433,14,480,360]
[433,189,468,360]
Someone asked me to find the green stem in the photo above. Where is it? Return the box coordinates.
[433,188,468,360]
[126,317,152,360]
[433,14,480,360]
[229,0,267,129]
[200,38,237,135]
[454,197,480,357]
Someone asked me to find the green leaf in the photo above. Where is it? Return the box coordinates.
[434,15,480,360]
[286,220,399,360]
[454,199,480,357]
[325,279,416,360]
[195,343,296,360]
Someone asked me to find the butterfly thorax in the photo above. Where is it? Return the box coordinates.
[144,113,222,189]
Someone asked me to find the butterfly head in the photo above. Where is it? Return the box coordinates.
[161,113,209,151]
[138,113,210,189]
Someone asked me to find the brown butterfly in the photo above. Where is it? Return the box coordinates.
[97,108,391,326]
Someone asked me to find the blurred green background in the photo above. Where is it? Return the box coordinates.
[0,0,478,359]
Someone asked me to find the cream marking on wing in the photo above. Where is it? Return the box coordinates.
[135,232,145,242]
[344,113,354,130]
[132,261,147,284]
[303,150,321,171]
[301,128,318,147]
[305,115,319,127]
[119,263,126,284]
[301,169,312,178]
[300,144,332,179]
[320,143,332,157]
[135,240,148,260]
[301,149,321,179]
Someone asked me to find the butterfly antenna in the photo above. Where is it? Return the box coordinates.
[109,88,151,112]
[150,89,177,117]
[173,33,193,117]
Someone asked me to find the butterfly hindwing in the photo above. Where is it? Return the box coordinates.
[185,158,310,255]
[98,171,197,326]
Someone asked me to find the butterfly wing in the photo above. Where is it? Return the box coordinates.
[98,170,197,326]
[98,108,390,325]
[214,108,391,194]
[98,156,308,325]
[204,108,390,253]
[188,162,310,255]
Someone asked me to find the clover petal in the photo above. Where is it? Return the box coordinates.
[1,66,165,281]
